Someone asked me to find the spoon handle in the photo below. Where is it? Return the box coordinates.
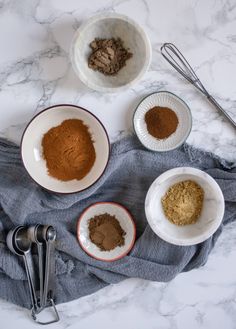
[28,224,45,309]
[43,240,55,306]
[23,253,38,310]
[37,243,44,307]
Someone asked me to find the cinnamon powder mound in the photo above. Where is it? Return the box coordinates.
[88,213,126,251]
[42,119,96,181]
[145,106,179,139]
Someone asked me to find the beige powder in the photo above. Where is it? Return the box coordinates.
[161,180,204,226]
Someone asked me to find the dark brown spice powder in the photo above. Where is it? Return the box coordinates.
[145,106,179,139]
[88,213,126,251]
[88,38,133,76]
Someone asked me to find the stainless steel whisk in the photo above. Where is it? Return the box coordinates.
[160,43,236,129]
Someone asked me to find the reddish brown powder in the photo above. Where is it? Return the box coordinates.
[145,106,179,139]
[42,119,96,181]
[88,213,126,251]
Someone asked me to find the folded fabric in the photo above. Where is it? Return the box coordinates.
[0,135,235,309]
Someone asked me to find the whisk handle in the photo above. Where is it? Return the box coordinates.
[160,43,236,129]
[206,95,236,128]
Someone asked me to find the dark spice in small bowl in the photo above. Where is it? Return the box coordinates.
[88,213,126,251]
[145,106,179,139]
[88,37,133,76]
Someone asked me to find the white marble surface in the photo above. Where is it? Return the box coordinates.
[0,0,236,328]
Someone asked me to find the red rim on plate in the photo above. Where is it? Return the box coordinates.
[77,202,136,262]
[20,104,111,194]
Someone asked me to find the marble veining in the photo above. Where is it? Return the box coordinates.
[0,0,236,328]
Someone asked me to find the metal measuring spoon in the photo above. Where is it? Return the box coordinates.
[6,226,39,315]
[31,225,59,325]
[28,225,59,325]
[28,225,44,309]
[41,226,56,307]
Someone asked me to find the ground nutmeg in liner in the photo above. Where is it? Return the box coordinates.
[88,213,126,251]
[42,119,96,181]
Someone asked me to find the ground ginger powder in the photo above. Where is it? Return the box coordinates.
[161,180,204,225]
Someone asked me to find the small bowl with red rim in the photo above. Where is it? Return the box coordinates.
[77,202,136,262]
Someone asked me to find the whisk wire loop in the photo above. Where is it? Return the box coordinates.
[160,43,236,128]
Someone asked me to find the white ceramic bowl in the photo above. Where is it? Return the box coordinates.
[133,91,192,151]
[70,13,152,92]
[77,202,136,261]
[21,104,110,194]
[145,167,225,246]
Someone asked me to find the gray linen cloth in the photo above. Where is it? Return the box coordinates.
[0,135,235,309]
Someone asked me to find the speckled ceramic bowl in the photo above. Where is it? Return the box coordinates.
[145,167,225,246]
[133,91,192,152]
[70,13,152,92]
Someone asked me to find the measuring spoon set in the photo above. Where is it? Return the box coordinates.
[6,224,60,325]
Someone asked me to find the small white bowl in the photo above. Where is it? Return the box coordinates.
[21,104,110,194]
[77,202,136,261]
[133,91,192,151]
[145,167,225,246]
[70,13,152,92]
